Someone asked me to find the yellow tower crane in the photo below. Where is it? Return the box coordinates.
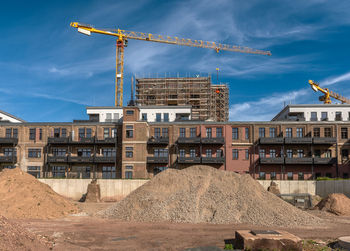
[308,80,350,104]
[70,22,272,107]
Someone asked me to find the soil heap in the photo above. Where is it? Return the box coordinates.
[316,193,350,216]
[0,215,51,251]
[100,166,322,226]
[0,168,79,219]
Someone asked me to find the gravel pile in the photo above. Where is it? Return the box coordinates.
[99,166,322,226]
[316,193,350,216]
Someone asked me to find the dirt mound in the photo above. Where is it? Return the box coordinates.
[316,193,350,216]
[99,166,322,226]
[0,215,51,251]
[0,168,79,219]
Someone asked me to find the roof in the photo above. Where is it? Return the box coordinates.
[86,105,192,109]
[0,110,26,123]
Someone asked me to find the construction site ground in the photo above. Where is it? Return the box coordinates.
[13,202,350,251]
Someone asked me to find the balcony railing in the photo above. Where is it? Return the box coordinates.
[259,137,284,144]
[147,137,169,145]
[0,137,18,145]
[285,157,313,164]
[259,157,284,164]
[95,137,117,144]
[313,137,336,144]
[201,137,225,144]
[177,156,201,164]
[201,157,225,164]
[146,156,168,164]
[94,156,115,163]
[177,137,201,144]
[47,156,67,162]
[48,137,70,144]
[313,157,336,165]
[284,137,312,144]
[0,156,17,162]
[67,156,94,163]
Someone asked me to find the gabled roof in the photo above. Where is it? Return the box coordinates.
[0,110,26,123]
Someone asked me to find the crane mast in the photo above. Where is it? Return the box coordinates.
[70,22,272,107]
[308,80,350,104]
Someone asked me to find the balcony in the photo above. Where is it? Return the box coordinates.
[313,157,336,165]
[94,156,115,163]
[313,137,336,145]
[259,157,284,164]
[95,137,117,144]
[67,156,94,163]
[48,137,70,144]
[201,137,225,145]
[177,156,201,164]
[0,156,17,162]
[147,137,169,145]
[284,137,312,144]
[285,157,313,164]
[0,137,18,145]
[177,137,201,144]
[74,137,95,144]
[47,156,67,163]
[259,137,284,144]
[146,156,168,164]
[201,157,225,164]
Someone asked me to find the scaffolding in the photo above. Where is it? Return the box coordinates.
[135,77,229,121]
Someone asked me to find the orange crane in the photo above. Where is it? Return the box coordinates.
[308,80,350,104]
[70,22,272,107]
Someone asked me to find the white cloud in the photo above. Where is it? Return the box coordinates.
[321,71,350,86]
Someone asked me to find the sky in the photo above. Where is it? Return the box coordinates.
[1,0,350,122]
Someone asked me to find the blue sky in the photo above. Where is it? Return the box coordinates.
[1,0,350,122]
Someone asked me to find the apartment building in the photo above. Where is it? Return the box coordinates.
[1,105,350,180]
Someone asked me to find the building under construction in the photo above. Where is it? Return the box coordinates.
[135,77,229,121]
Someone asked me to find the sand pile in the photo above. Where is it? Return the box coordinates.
[0,168,79,219]
[0,215,51,251]
[316,193,350,216]
[99,166,322,226]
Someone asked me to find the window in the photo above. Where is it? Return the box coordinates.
[154,128,161,138]
[53,148,66,156]
[81,167,91,179]
[102,148,116,157]
[217,149,223,157]
[206,128,212,138]
[310,112,318,121]
[286,128,292,138]
[298,172,304,180]
[259,172,266,180]
[102,166,116,179]
[324,127,332,137]
[104,128,110,139]
[259,149,265,158]
[296,128,303,138]
[313,128,320,137]
[162,128,169,138]
[341,128,348,139]
[342,149,349,160]
[154,166,168,175]
[314,149,321,157]
[269,128,276,138]
[86,128,92,138]
[52,166,65,178]
[106,113,112,121]
[297,149,304,158]
[29,128,36,140]
[4,148,16,156]
[190,149,196,157]
[232,149,238,160]
[126,125,133,138]
[270,149,276,158]
[156,113,161,122]
[61,128,67,138]
[77,149,91,157]
[154,148,168,157]
[125,171,133,179]
[125,165,133,169]
[126,110,134,115]
[179,128,186,137]
[245,149,249,160]
[259,128,265,138]
[126,147,133,158]
[216,128,223,138]
[27,166,40,178]
[112,128,117,138]
[28,149,41,158]
[39,128,42,140]
[325,150,331,158]
[164,113,169,122]
[6,128,11,138]
[6,128,18,138]
[286,149,293,158]
[79,128,85,139]
[270,172,276,180]
[321,112,328,121]
[287,172,293,180]
[232,128,239,139]
[179,149,185,157]
[190,128,196,137]
[141,113,147,121]
[205,149,212,157]
[335,111,342,121]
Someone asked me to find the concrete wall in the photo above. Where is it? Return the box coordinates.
[39,179,149,201]
[315,180,350,198]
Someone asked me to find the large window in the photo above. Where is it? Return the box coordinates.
[126,125,134,138]
[77,149,91,157]
[313,128,320,137]
[141,113,147,121]
[190,149,196,157]
[286,149,293,158]
[102,148,116,157]
[269,128,276,138]
[286,128,292,138]
[310,112,318,121]
[245,149,249,160]
[324,127,332,137]
[156,113,161,122]
[125,147,133,158]
[53,148,66,156]
[296,128,303,138]
[216,128,223,138]
[259,128,265,138]
[154,148,168,157]
[179,128,186,137]
[86,128,92,138]
[232,128,239,139]
[190,128,197,137]
[270,172,276,180]
[104,128,110,139]
[6,128,18,138]
[29,128,36,140]
[232,149,238,160]
[162,128,169,138]
[164,113,169,122]
[79,128,85,139]
[341,128,348,139]
[52,166,65,178]
[321,112,328,121]
[27,166,40,178]
[335,111,342,121]
[259,149,265,158]
[287,172,293,180]
[217,149,223,157]
[297,149,304,158]
[154,128,161,138]
[4,148,16,156]
[179,149,185,157]
[125,171,133,179]
[28,149,41,158]
[245,128,249,140]
[205,149,212,157]
[270,149,276,158]
[102,166,116,179]
[206,128,212,138]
